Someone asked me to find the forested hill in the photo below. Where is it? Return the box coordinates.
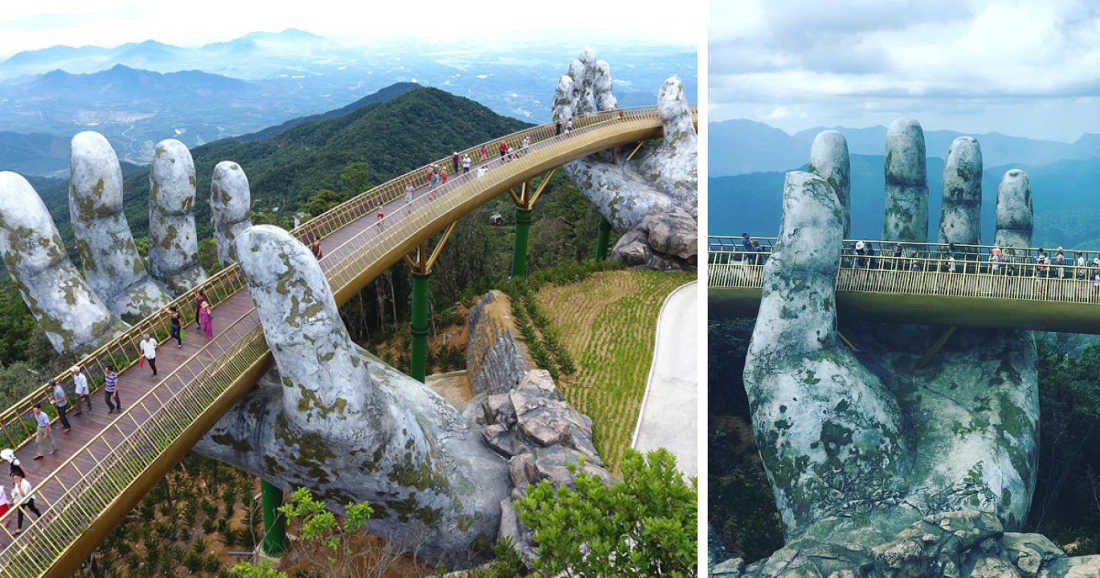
[38,84,532,243]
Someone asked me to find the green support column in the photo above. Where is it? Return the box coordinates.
[261,479,288,556]
[512,207,533,278]
[410,271,430,383]
[595,216,612,261]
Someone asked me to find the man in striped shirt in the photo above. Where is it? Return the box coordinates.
[103,364,121,414]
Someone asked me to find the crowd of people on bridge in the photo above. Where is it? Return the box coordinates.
[727,233,1100,292]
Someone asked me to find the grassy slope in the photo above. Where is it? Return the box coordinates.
[536,269,693,472]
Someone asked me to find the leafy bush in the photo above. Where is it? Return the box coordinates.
[516,448,697,577]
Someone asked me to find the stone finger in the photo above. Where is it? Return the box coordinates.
[994,169,1032,249]
[883,118,929,242]
[149,139,207,293]
[809,130,851,238]
[210,161,254,267]
[938,136,983,244]
[0,172,127,353]
[69,131,171,322]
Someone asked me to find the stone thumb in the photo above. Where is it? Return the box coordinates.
[750,170,844,359]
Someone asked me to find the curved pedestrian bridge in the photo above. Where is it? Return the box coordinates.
[0,106,696,577]
[710,235,1100,334]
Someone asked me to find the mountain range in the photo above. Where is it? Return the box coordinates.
[29,82,531,249]
[710,153,1100,250]
[0,30,695,174]
[710,118,1100,177]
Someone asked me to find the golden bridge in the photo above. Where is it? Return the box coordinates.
[0,106,696,577]
[709,235,1100,334]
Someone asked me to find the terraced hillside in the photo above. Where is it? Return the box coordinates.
[536,269,693,472]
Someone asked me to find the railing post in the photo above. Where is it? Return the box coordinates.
[261,479,288,556]
[410,272,430,383]
[512,207,533,278]
[595,216,612,261]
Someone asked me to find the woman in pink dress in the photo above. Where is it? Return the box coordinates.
[199,300,213,339]
[480,146,487,163]
[195,291,207,329]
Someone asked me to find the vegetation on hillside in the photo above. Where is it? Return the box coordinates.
[536,268,693,472]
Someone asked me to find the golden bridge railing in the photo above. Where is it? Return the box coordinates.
[0,105,686,576]
[709,235,1100,305]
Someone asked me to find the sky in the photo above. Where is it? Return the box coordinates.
[709,0,1100,141]
[0,1,698,58]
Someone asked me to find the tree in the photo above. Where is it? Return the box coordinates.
[340,161,372,196]
[516,448,697,577]
[300,188,348,218]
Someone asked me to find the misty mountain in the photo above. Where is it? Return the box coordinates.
[0,29,695,166]
[710,119,1100,177]
[236,82,419,142]
[710,154,1100,250]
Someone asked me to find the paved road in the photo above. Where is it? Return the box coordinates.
[631,281,697,477]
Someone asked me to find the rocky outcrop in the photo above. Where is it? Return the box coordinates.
[149,139,207,293]
[553,50,697,271]
[466,369,613,565]
[995,169,1033,249]
[939,136,983,244]
[883,118,928,242]
[69,131,171,322]
[465,290,532,396]
[611,206,697,270]
[713,510,1100,578]
[0,172,127,353]
[210,161,254,267]
[193,225,510,568]
[726,125,1043,576]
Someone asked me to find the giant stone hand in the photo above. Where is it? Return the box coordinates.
[737,121,1042,574]
[553,50,697,269]
[193,225,509,567]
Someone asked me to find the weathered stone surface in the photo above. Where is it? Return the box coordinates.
[745,170,909,538]
[712,510,1097,578]
[69,131,171,322]
[210,161,253,267]
[552,51,697,270]
[939,136,983,244]
[149,139,207,294]
[482,423,521,457]
[0,172,127,353]
[809,130,851,238]
[995,169,1033,249]
[193,225,509,568]
[532,445,614,488]
[883,118,928,242]
[611,206,697,270]
[465,290,532,396]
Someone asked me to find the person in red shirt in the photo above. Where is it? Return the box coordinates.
[499,141,507,162]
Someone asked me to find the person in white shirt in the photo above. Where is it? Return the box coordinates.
[462,154,471,173]
[10,473,41,535]
[72,365,91,415]
[404,183,414,204]
[139,334,158,377]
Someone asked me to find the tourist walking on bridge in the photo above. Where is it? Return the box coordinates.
[140,334,158,377]
[0,484,10,529]
[310,236,323,260]
[30,404,55,460]
[1,449,24,481]
[49,379,70,434]
[441,167,448,184]
[72,366,91,414]
[103,364,121,414]
[165,306,182,349]
[405,182,414,204]
[195,291,208,330]
[199,300,214,340]
[11,473,41,535]
[452,152,459,174]
[498,141,507,161]
[462,153,471,173]
[480,145,487,163]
